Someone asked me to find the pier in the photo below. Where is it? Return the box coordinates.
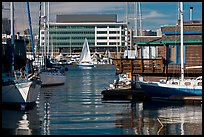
[112,58,202,77]
[101,88,149,101]
[101,88,202,105]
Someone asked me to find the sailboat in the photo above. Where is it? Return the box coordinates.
[138,2,202,98]
[2,2,41,109]
[38,2,66,86]
[77,38,95,67]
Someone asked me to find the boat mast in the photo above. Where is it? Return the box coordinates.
[134,2,137,37]
[26,2,35,60]
[10,2,15,73]
[69,36,72,56]
[37,2,42,59]
[138,2,143,36]
[43,2,47,69]
[180,2,184,81]
[47,2,50,58]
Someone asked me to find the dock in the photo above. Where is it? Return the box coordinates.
[101,88,149,101]
[168,95,202,105]
[101,88,202,105]
[112,58,202,77]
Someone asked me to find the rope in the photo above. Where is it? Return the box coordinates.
[157,118,164,135]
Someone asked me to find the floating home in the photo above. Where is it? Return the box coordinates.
[112,20,202,81]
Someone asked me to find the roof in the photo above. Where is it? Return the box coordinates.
[161,25,202,33]
[134,35,202,45]
[56,14,117,23]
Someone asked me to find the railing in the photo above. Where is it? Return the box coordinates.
[112,58,165,74]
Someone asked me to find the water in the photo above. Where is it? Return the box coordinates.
[2,65,202,135]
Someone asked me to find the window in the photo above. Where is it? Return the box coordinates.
[167,45,186,64]
[97,37,107,39]
[109,26,119,28]
[97,26,107,28]
[97,31,107,34]
[109,42,117,45]
[97,42,107,45]
[109,31,120,34]
[109,37,119,39]
[141,46,157,59]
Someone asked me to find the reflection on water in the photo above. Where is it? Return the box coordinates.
[114,101,202,135]
[16,113,31,135]
[2,65,202,135]
[2,107,41,135]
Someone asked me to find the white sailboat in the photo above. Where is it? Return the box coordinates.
[138,2,202,98]
[2,2,41,109]
[77,38,95,67]
[39,2,66,86]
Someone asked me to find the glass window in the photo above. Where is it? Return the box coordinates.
[97,42,107,45]
[97,26,107,28]
[109,26,119,28]
[97,37,107,39]
[97,31,107,34]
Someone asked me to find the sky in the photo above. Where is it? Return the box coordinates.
[2,2,202,35]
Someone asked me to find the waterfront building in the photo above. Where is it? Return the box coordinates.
[39,14,128,57]
[131,19,202,77]
[40,14,128,55]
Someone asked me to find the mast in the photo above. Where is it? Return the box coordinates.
[51,35,53,58]
[47,2,50,57]
[125,2,128,23]
[37,2,42,58]
[69,36,71,56]
[134,2,137,37]
[10,2,15,73]
[26,2,35,60]
[43,2,47,69]
[180,2,184,81]
[138,2,143,36]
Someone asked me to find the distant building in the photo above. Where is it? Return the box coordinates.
[39,14,128,56]
[142,30,157,36]
[2,18,11,35]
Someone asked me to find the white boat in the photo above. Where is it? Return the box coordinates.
[39,69,66,86]
[109,73,132,89]
[2,74,41,108]
[78,38,95,67]
[138,2,202,98]
[39,3,66,86]
[2,2,41,109]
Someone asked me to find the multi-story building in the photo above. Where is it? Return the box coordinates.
[39,14,128,57]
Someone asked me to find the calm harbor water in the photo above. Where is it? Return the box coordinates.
[2,65,202,135]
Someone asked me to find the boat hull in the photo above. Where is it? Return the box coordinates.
[2,79,41,105]
[77,63,95,67]
[139,81,202,98]
[40,72,66,86]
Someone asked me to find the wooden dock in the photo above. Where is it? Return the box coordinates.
[168,95,202,105]
[101,88,202,105]
[101,88,149,101]
[112,58,202,77]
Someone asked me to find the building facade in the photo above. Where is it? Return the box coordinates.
[39,14,128,57]
[134,20,202,77]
